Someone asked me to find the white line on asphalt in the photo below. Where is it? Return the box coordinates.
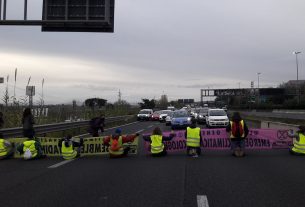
[135,129,144,134]
[48,159,76,169]
[74,121,139,137]
[197,195,209,207]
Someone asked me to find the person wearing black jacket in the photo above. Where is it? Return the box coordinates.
[58,135,84,159]
[226,112,249,157]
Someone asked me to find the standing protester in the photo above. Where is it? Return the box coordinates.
[17,137,45,160]
[22,108,35,138]
[103,128,138,158]
[89,114,105,137]
[289,125,305,155]
[143,127,175,157]
[185,118,202,157]
[226,112,249,157]
[58,135,84,160]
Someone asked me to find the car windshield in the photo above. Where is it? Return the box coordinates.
[209,110,226,116]
[153,112,160,115]
[200,109,209,114]
[161,110,171,114]
[173,111,189,118]
[139,111,150,114]
[166,112,173,116]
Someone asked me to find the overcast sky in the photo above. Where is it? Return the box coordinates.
[0,0,304,104]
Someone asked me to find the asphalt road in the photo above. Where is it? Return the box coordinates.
[240,111,305,121]
[1,121,304,207]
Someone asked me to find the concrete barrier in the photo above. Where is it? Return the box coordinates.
[261,121,299,132]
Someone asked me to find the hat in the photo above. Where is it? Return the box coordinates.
[115,128,122,134]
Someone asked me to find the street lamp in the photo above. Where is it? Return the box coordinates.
[293,51,301,104]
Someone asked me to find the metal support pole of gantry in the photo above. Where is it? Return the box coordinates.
[3,0,6,20]
[24,0,28,20]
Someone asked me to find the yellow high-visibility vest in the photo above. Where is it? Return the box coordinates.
[109,136,124,155]
[0,139,8,157]
[186,127,201,147]
[23,140,38,158]
[61,141,77,160]
[150,135,164,154]
[292,133,305,154]
[230,120,245,139]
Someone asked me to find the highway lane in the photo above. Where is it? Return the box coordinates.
[1,121,305,207]
[240,111,305,121]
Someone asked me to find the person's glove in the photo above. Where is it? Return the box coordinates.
[136,133,140,137]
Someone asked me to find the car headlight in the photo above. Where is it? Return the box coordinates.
[199,115,203,118]
[187,117,191,121]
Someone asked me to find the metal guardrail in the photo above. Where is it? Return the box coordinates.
[0,115,135,138]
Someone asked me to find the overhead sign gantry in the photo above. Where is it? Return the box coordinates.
[0,0,115,32]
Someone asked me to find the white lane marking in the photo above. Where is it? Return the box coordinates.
[74,121,139,137]
[135,129,144,134]
[197,195,209,207]
[48,159,76,169]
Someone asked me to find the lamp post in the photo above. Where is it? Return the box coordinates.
[293,51,301,104]
[257,72,261,105]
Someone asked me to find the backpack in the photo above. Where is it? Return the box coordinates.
[232,121,244,137]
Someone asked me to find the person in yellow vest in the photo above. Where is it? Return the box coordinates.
[226,112,249,157]
[103,128,139,158]
[143,127,175,157]
[58,135,84,160]
[185,118,202,157]
[0,139,14,160]
[289,125,305,156]
[17,138,45,160]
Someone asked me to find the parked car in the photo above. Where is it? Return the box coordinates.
[159,110,172,122]
[151,111,161,121]
[197,107,209,124]
[206,109,229,128]
[171,110,192,130]
[137,109,153,121]
[165,111,174,126]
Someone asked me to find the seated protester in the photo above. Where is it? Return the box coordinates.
[58,135,84,160]
[103,128,138,158]
[142,127,175,157]
[0,139,14,160]
[289,125,305,156]
[185,118,202,158]
[226,112,249,157]
[17,138,45,160]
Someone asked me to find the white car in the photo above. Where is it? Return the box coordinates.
[165,111,174,125]
[159,110,172,122]
[137,109,153,121]
[206,109,229,128]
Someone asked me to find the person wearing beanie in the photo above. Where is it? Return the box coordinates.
[103,128,139,158]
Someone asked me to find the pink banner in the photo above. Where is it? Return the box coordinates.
[143,128,293,153]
